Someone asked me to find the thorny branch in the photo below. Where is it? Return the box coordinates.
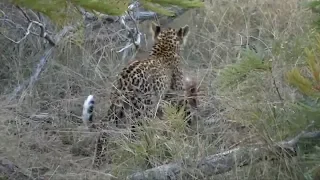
[127,122,320,180]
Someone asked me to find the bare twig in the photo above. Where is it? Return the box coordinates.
[0,6,55,46]
[115,2,142,62]
[6,2,142,101]
[5,1,192,101]
[119,4,142,48]
[75,1,190,62]
[77,2,156,23]
[16,5,31,22]
[76,2,142,62]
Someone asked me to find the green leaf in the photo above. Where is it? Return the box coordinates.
[10,0,204,25]
[149,0,204,8]
[73,0,129,16]
[286,68,315,96]
[217,50,271,91]
[141,1,175,16]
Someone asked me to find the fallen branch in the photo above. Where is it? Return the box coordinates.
[127,128,320,179]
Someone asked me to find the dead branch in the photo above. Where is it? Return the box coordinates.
[7,25,77,101]
[108,1,142,62]
[6,2,141,101]
[5,1,192,101]
[127,128,320,180]
[77,1,190,62]
[0,6,55,46]
[77,1,156,23]
[78,1,143,62]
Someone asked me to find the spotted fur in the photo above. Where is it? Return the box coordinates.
[83,23,191,167]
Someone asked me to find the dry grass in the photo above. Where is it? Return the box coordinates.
[0,0,319,179]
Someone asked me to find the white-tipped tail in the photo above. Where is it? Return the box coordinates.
[82,95,95,127]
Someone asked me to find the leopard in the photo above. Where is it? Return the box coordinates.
[106,23,190,125]
[82,22,195,167]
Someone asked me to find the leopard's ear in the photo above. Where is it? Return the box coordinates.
[177,25,190,39]
[177,25,190,46]
[149,22,161,41]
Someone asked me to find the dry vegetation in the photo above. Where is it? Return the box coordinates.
[1,0,320,179]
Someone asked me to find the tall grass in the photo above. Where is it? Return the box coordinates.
[0,0,319,179]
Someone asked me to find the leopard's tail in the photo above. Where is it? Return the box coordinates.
[82,95,95,127]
